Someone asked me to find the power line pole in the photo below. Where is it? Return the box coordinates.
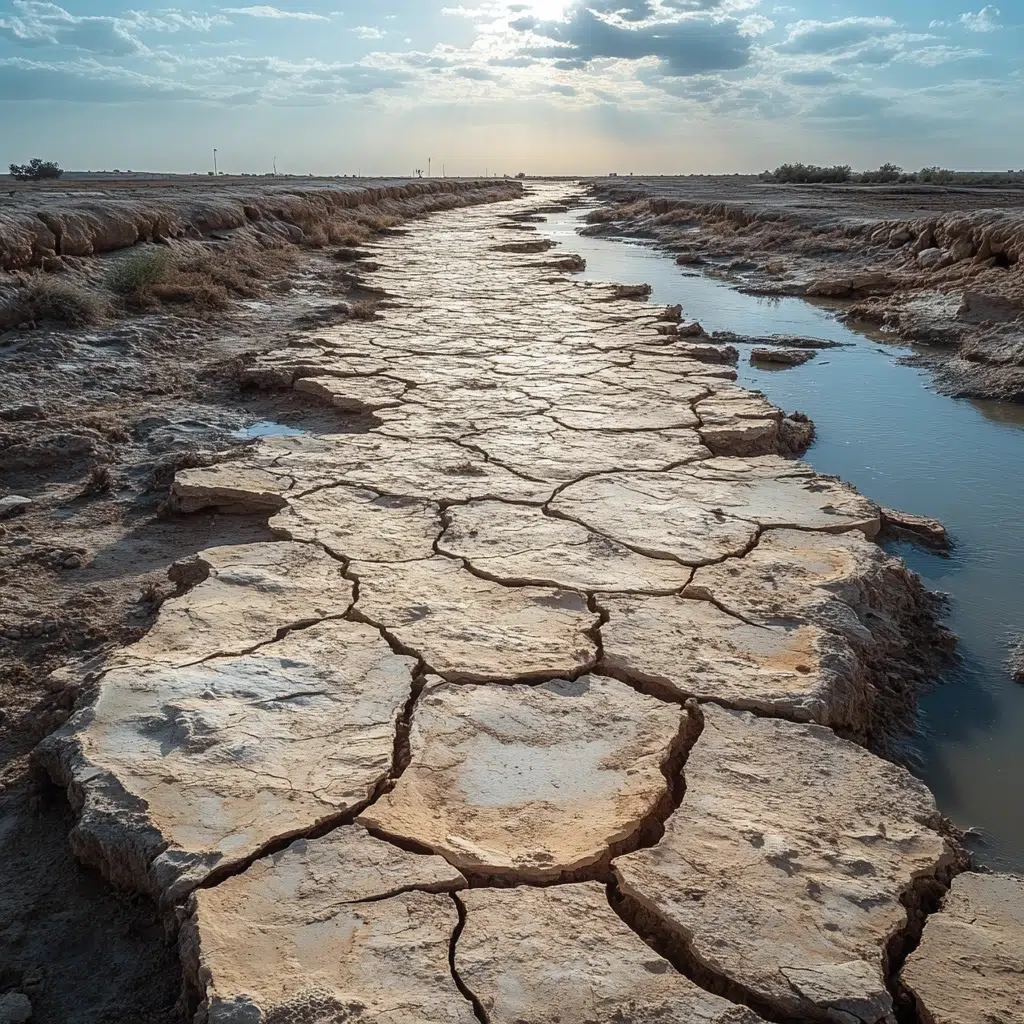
[213,148,218,176]
[428,157,431,178]
[273,156,277,176]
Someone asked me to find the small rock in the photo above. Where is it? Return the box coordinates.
[4,627,22,640]
[751,347,816,367]
[62,554,83,569]
[917,247,946,269]
[0,404,44,422]
[0,496,32,518]
[880,507,949,550]
[677,320,707,337]
[0,991,32,1024]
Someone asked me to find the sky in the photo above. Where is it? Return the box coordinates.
[1,0,1022,175]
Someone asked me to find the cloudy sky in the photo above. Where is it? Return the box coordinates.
[1,0,1021,175]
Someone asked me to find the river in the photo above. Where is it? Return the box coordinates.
[540,205,1024,873]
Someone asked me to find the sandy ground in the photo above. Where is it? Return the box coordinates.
[584,176,1024,402]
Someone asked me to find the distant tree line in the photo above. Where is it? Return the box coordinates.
[9,158,64,181]
[760,162,1024,186]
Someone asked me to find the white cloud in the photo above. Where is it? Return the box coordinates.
[223,6,328,20]
[351,25,385,39]
[958,6,1000,32]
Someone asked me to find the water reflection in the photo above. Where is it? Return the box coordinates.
[541,207,1024,871]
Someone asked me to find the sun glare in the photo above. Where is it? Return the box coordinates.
[526,0,570,18]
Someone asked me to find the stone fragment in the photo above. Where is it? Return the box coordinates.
[900,872,1024,1024]
[270,485,441,561]
[0,495,32,517]
[37,621,414,902]
[171,464,290,514]
[614,706,952,1024]
[599,593,863,727]
[119,542,354,667]
[360,676,690,882]
[0,993,32,1024]
[181,827,472,1024]
[294,373,407,412]
[350,557,598,681]
[880,507,949,550]
[751,347,817,366]
[440,501,692,593]
[695,388,783,457]
[455,883,765,1024]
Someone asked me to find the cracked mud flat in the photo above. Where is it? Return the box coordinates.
[26,185,1010,1023]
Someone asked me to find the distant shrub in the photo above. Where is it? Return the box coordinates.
[13,275,105,326]
[763,163,853,184]
[857,162,904,184]
[9,158,63,182]
[105,247,174,299]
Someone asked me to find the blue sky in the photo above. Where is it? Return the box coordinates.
[1,0,1021,174]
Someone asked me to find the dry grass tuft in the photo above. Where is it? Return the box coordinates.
[8,275,106,327]
[79,463,116,496]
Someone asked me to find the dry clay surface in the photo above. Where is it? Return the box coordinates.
[37,186,994,1023]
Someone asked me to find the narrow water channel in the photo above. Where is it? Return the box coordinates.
[540,206,1024,873]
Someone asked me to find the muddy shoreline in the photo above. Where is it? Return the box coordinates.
[1,181,1018,1024]
[582,177,1024,403]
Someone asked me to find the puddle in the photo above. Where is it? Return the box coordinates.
[232,420,307,440]
[541,207,1024,872]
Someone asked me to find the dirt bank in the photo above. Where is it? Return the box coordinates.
[0,177,520,1023]
[583,177,1024,402]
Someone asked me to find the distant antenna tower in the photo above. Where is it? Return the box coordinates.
[428,157,431,177]
[213,148,218,176]
[273,156,277,176]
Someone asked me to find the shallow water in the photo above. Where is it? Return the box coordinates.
[541,208,1024,872]
[232,420,307,440]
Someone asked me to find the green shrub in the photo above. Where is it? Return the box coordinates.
[105,247,174,298]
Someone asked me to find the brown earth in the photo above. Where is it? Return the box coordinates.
[583,176,1024,402]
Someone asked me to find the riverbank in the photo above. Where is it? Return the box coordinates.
[583,176,1024,403]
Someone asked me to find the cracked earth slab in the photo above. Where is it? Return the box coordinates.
[598,528,935,733]
[114,541,354,668]
[358,675,693,883]
[37,618,416,903]
[439,499,693,593]
[900,872,1024,1024]
[180,826,472,1024]
[269,485,441,562]
[613,705,953,1024]
[454,883,765,1023]
[349,556,599,681]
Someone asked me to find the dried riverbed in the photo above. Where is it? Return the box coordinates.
[3,182,1022,1024]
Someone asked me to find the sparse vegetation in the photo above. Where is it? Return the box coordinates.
[105,247,174,299]
[348,299,379,320]
[7,275,106,327]
[9,158,63,181]
[761,163,1024,187]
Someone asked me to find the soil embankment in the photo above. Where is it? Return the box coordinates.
[584,177,1024,402]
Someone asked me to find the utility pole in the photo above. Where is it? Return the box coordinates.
[428,157,431,177]
[213,148,218,176]
[442,163,445,178]
[273,156,277,176]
